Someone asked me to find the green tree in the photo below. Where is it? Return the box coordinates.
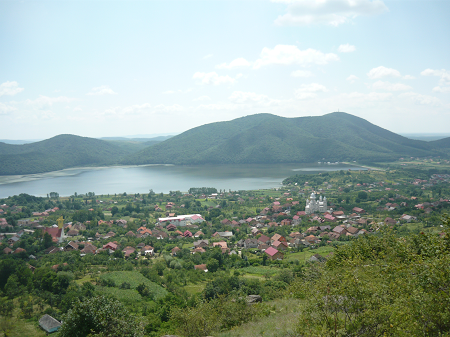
[206,258,219,273]
[58,296,144,337]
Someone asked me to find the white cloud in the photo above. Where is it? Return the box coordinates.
[399,92,441,106]
[193,72,240,85]
[26,95,75,108]
[294,83,328,99]
[87,85,117,96]
[122,103,152,115]
[347,75,359,83]
[216,57,251,69]
[253,45,339,69]
[162,90,175,94]
[295,92,317,100]
[154,104,184,112]
[372,80,412,91]
[338,44,356,53]
[367,66,401,79]
[339,92,393,101]
[403,75,415,80]
[291,70,314,77]
[193,95,211,101]
[433,86,450,93]
[0,102,16,114]
[421,68,450,91]
[229,91,269,104]
[296,83,328,92]
[0,81,24,96]
[203,54,213,60]
[273,0,388,27]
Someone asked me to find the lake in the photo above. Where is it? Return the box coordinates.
[0,163,366,198]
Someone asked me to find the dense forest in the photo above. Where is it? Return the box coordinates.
[2,112,450,175]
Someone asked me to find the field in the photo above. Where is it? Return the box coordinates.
[95,286,143,304]
[99,271,168,300]
[217,298,302,337]
[285,246,335,263]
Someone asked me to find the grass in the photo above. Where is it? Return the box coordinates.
[99,271,168,300]
[240,266,280,276]
[286,246,334,263]
[217,298,302,337]
[95,286,143,304]
[183,282,207,295]
[2,319,47,337]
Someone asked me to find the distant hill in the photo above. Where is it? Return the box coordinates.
[0,113,446,176]
[0,135,139,175]
[121,112,442,165]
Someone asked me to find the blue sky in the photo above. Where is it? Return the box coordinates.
[1,0,449,139]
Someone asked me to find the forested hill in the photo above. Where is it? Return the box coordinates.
[121,112,443,165]
[0,135,136,175]
[1,113,447,175]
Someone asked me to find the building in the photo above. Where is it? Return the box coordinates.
[305,193,327,214]
[39,314,62,333]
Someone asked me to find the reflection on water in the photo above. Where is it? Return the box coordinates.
[0,163,365,198]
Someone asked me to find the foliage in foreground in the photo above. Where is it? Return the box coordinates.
[58,295,144,337]
[292,217,450,337]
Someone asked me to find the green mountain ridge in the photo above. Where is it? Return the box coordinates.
[0,135,139,175]
[121,112,442,165]
[0,112,446,175]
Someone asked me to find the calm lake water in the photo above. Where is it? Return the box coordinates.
[0,163,366,198]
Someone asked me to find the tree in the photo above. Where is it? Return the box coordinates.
[58,296,144,337]
[358,191,368,200]
[43,232,53,249]
[206,258,219,273]
[111,206,119,216]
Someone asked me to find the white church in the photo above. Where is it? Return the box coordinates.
[305,192,327,214]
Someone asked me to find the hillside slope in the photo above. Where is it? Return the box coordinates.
[0,135,137,175]
[122,112,439,165]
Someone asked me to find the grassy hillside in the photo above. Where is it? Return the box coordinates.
[0,134,141,175]
[122,112,441,165]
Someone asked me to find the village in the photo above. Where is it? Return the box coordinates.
[0,165,449,335]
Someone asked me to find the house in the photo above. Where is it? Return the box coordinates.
[305,235,320,244]
[3,247,12,254]
[384,217,396,225]
[171,246,181,256]
[264,247,284,260]
[309,254,326,262]
[81,244,97,255]
[328,232,341,240]
[66,229,79,237]
[126,231,136,237]
[215,231,233,239]
[292,215,301,225]
[194,264,208,272]
[194,230,204,238]
[194,239,209,248]
[64,241,79,251]
[352,207,365,214]
[166,224,177,231]
[14,247,26,254]
[271,233,286,243]
[122,246,136,257]
[243,238,259,249]
[8,236,20,245]
[183,230,193,238]
[141,245,154,256]
[272,240,288,251]
[213,241,228,249]
[400,214,417,222]
[333,226,348,235]
[193,247,206,254]
[258,234,271,245]
[346,226,359,235]
[39,314,62,333]
[103,242,118,252]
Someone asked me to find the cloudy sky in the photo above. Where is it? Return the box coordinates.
[1,0,449,139]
